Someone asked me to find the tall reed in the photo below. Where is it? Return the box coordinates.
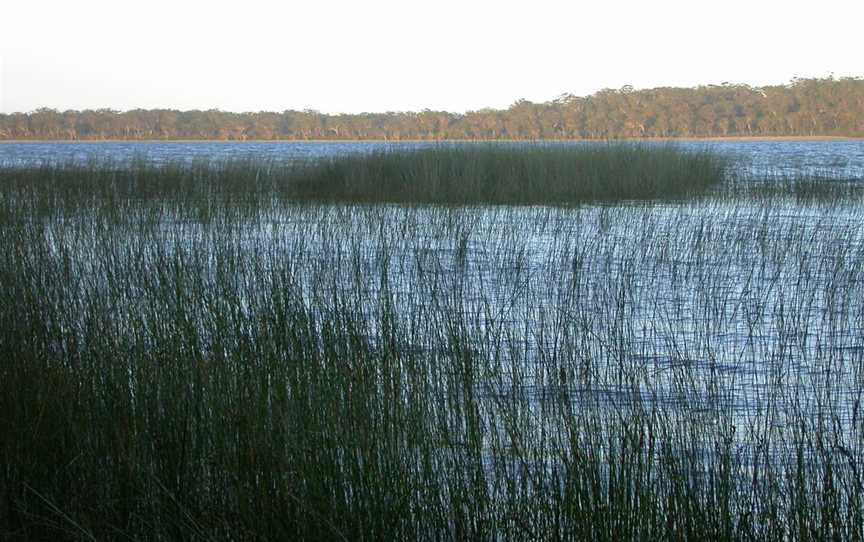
[1,151,862,540]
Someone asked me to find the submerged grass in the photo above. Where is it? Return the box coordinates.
[1,147,863,540]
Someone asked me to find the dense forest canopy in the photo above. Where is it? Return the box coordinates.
[1,77,862,140]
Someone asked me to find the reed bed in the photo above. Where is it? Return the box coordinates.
[1,150,863,540]
[286,144,727,204]
[0,143,727,212]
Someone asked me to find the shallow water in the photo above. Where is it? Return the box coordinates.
[40,198,864,455]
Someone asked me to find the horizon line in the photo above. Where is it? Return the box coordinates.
[3,74,861,117]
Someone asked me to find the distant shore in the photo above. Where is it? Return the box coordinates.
[0,135,862,144]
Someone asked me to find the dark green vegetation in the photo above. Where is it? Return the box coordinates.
[1,148,863,540]
[0,144,727,206]
[290,145,726,204]
[2,76,862,140]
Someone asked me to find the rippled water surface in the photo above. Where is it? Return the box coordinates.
[9,139,864,466]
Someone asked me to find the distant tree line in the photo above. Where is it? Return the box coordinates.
[1,77,862,141]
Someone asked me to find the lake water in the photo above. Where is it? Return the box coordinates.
[6,138,864,467]
[1,139,864,178]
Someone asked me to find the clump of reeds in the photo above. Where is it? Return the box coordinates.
[720,168,864,203]
[4,146,860,216]
[287,143,728,204]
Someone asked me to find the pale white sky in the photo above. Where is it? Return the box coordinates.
[1,0,862,114]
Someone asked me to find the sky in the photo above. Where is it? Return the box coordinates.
[1,0,862,115]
